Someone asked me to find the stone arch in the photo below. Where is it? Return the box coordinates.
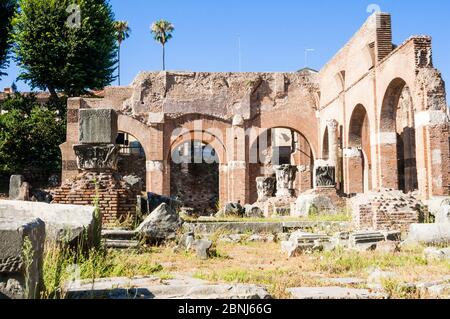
[117,115,151,159]
[116,131,147,192]
[379,78,418,192]
[347,104,371,193]
[257,111,318,160]
[334,71,346,92]
[167,130,227,165]
[248,126,315,203]
[166,129,228,214]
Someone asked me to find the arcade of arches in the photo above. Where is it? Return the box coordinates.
[59,13,450,222]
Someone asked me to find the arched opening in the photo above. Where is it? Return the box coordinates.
[116,131,146,192]
[348,104,371,193]
[170,140,219,215]
[248,127,315,203]
[380,78,418,193]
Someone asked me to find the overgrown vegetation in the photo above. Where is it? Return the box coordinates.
[38,238,450,299]
[41,244,165,299]
[0,93,66,184]
[21,236,34,299]
[0,0,17,78]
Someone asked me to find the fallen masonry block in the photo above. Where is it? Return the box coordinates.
[424,247,450,261]
[287,287,386,299]
[137,203,183,244]
[281,241,316,257]
[349,231,385,247]
[0,200,95,246]
[405,223,450,245]
[65,275,271,299]
[0,217,45,299]
[289,231,331,244]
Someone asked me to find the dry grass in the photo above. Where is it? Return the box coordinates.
[43,238,449,299]
[99,241,449,299]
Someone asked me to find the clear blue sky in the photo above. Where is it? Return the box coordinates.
[1,0,449,91]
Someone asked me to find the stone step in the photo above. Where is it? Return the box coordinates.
[101,229,138,240]
[103,239,140,250]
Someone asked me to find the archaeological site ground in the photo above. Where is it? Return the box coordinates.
[0,2,449,306]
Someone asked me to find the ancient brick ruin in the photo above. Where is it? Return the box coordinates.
[58,13,449,228]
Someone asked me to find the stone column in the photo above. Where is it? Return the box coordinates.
[256,177,276,202]
[344,147,363,194]
[326,119,339,166]
[274,165,298,198]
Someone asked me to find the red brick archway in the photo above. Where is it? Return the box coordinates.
[347,104,371,193]
[379,78,418,192]
[247,126,315,203]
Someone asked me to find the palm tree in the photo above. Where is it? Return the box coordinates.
[151,20,174,71]
[114,21,131,85]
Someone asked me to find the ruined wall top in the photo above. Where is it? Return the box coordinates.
[73,70,319,124]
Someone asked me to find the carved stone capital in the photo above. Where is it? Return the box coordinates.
[228,161,246,170]
[256,177,276,202]
[274,165,298,198]
[326,119,339,131]
[146,160,164,172]
[343,147,362,158]
[73,144,120,171]
[315,166,336,187]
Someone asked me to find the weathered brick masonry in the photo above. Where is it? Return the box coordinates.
[52,172,137,225]
[58,12,449,222]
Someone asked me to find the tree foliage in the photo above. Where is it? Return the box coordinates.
[12,0,118,97]
[0,94,66,181]
[151,20,174,71]
[0,0,17,78]
[114,20,130,85]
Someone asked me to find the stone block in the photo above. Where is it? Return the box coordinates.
[292,193,336,217]
[148,112,165,124]
[427,197,450,217]
[78,108,118,144]
[0,217,45,299]
[405,223,450,245]
[287,287,385,299]
[65,275,271,299]
[9,175,25,200]
[349,231,385,247]
[436,205,450,224]
[0,200,95,245]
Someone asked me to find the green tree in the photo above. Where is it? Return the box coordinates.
[114,20,131,86]
[151,20,174,71]
[0,94,66,181]
[12,0,118,98]
[0,0,17,78]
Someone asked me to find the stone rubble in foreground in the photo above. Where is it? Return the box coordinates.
[65,275,271,299]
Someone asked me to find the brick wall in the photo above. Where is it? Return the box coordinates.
[52,172,137,225]
[351,190,420,232]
